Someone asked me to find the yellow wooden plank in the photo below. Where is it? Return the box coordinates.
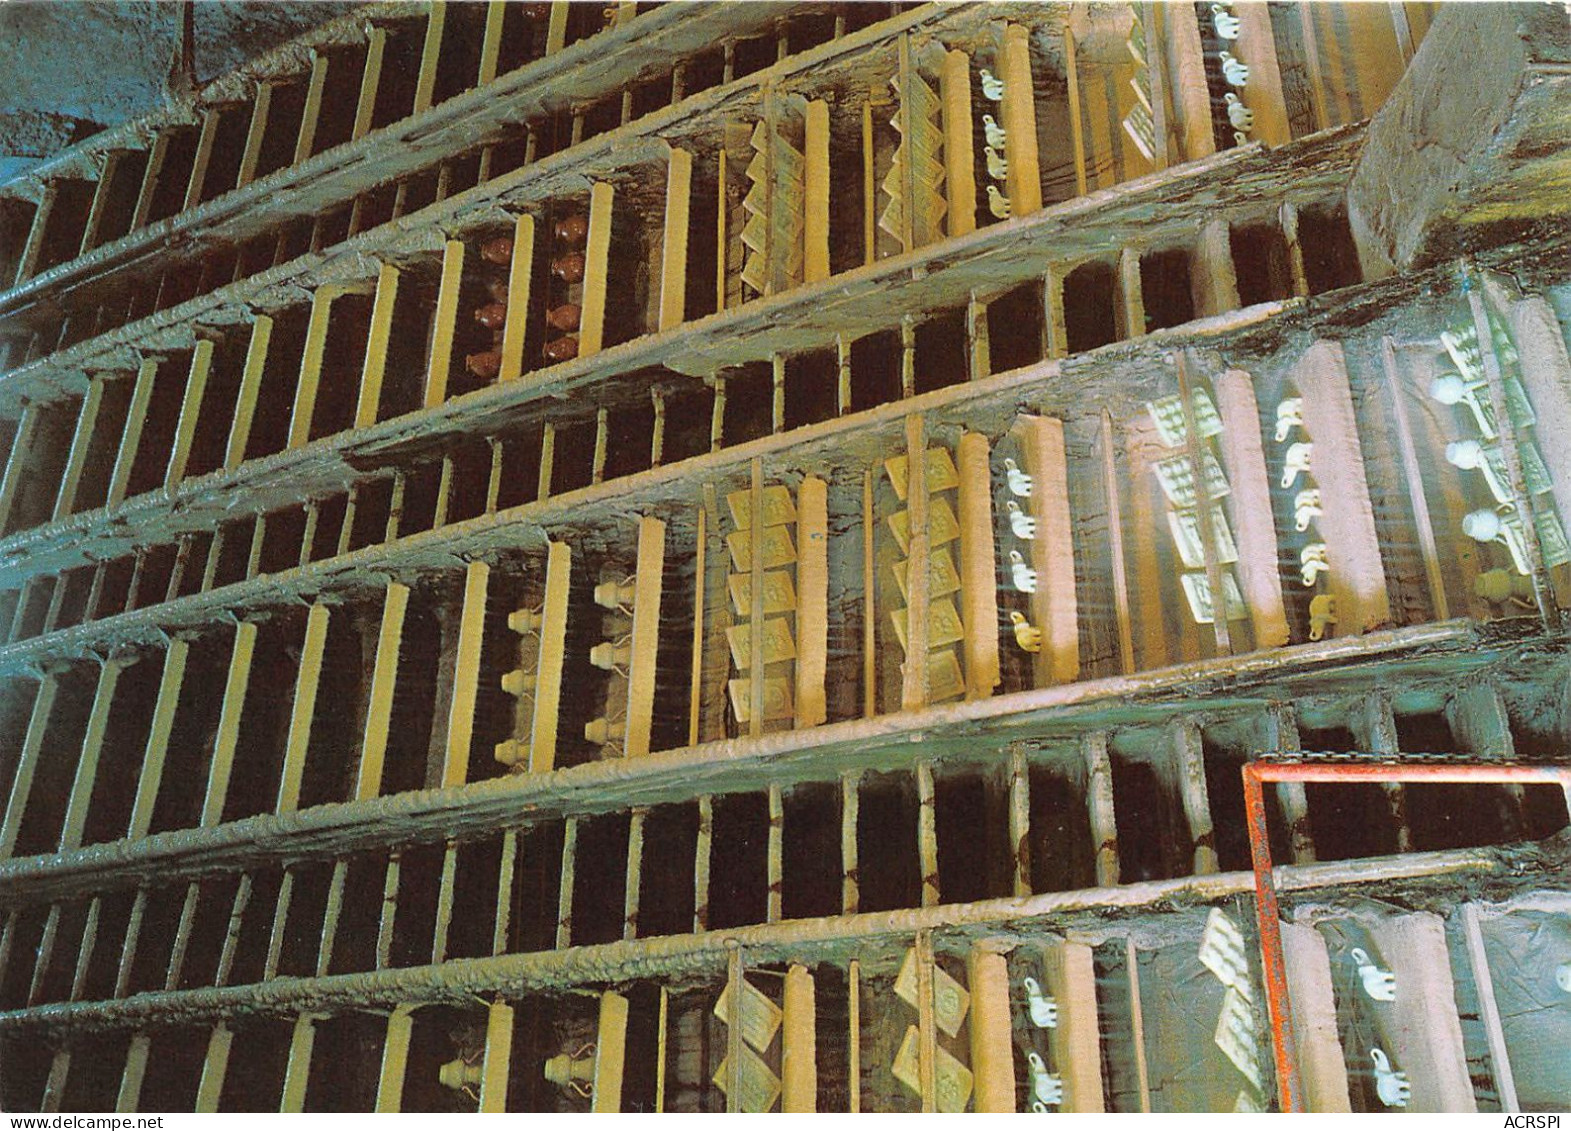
[78,151,123,256]
[53,377,106,520]
[477,2,506,86]
[413,2,447,115]
[202,621,258,826]
[375,1005,415,1111]
[293,52,329,164]
[1064,30,1088,197]
[356,582,409,800]
[803,100,831,282]
[767,784,784,923]
[498,214,535,381]
[431,841,457,962]
[841,771,860,913]
[183,108,224,213]
[26,904,62,1006]
[59,660,125,850]
[1099,410,1135,672]
[579,181,615,357]
[901,414,930,711]
[1019,415,1079,685]
[165,339,215,489]
[625,517,664,757]
[956,432,999,699]
[13,182,57,284]
[40,1049,70,1113]
[356,265,400,428]
[687,504,706,747]
[529,541,571,773]
[289,286,342,449]
[444,560,490,787]
[916,762,939,907]
[794,476,828,726]
[556,816,577,949]
[6,674,61,855]
[968,946,1014,1111]
[277,604,331,813]
[129,134,169,232]
[715,148,728,313]
[545,1,568,54]
[424,240,465,407]
[623,808,645,940]
[263,870,295,979]
[0,403,41,529]
[353,28,388,142]
[194,1024,234,1112]
[592,991,629,1112]
[225,316,273,471]
[236,83,273,189]
[782,964,816,1111]
[693,794,712,931]
[1041,937,1105,1111]
[279,1014,317,1112]
[940,51,976,237]
[659,147,693,331]
[478,1000,514,1111]
[116,1035,151,1113]
[1084,731,1119,886]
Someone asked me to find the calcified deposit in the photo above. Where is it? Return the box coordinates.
[0,0,1569,1114]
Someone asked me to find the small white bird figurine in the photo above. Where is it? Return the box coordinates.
[1370,1049,1411,1109]
[1026,1052,1063,1106]
[1300,542,1329,587]
[1004,457,1033,497]
[1293,488,1322,532]
[984,145,1009,181]
[1223,92,1254,131]
[1308,593,1337,642]
[1007,500,1037,539]
[1219,51,1249,86]
[1009,550,1038,593]
[1281,441,1313,489]
[1274,397,1303,442]
[979,68,1005,101]
[1350,947,1397,1001]
[986,183,1012,219]
[1211,4,1241,39]
[1010,610,1042,653]
[1022,976,1058,1028]
[982,113,1007,148]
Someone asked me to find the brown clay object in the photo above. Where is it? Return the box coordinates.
[480,236,514,265]
[543,336,580,363]
[554,214,589,244]
[474,302,508,329]
[546,302,582,331]
[466,350,503,379]
[551,252,586,283]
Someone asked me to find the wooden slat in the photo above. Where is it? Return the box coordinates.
[803,100,831,282]
[782,963,817,1111]
[592,990,629,1112]
[1041,938,1104,1111]
[902,413,930,710]
[477,1,506,86]
[443,560,490,787]
[236,84,273,189]
[128,135,169,233]
[355,265,401,428]
[375,1005,414,1111]
[263,869,295,980]
[1084,731,1119,886]
[1017,416,1078,685]
[183,109,224,213]
[1280,920,1352,1110]
[163,880,201,989]
[70,896,101,1001]
[214,874,252,987]
[478,1000,514,1111]
[277,604,331,813]
[579,181,615,357]
[1169,718,1218,875]
[545,1,568,55]
[376,855,399,970]
[1169,4,1216,160]
[1366,912,1477,1112]
[658,148,693,332]
[356,582,409,800]
[194,1023,234,1112]
[498,214,535,381]
[412,2,447,116]
[1235,3,1292,146]
[492,829,517,956]
[953,432,1000,700]
[294,52,330,164]
[165,339,215,489]
[766,783,784,923]
[26,904,61,1006]
[430,842,457,963]
[1460,902,1519,1112]
[1099,410,1135,672]
[201,621,258,827]
[53,376,106,520]
[1000,24,1042,215]
[528,541,571,773]
[59,659,125,850]
[715,149,729,314]
[278,1013,318,1112]
[940,50,976,238]
[915,930,938,1112]
[353,28,388,142]
[1126,937,1152,1112]
[115,1035,151,1113]
[40,1049,70,1113]
[424,240,466,408]
[623,808,645,940]
[693,794,712,932]
[748,459,765,736]
[128,643,184,834]
[916,761,939,907]
[1008,746,1030,896]
[848,958,862,1112]
[79,151,124,256]
[688,504,706,746]
[1268,704,1316,864]
[113,889,147,998]
[623,516,665,757]
[219,316,272,471]
[1063,30,1088,197]
[724,947,743,1113]
[15,182,59,285]
[795,476,829,727]
[0,404,41,530]
[1214,367,1291,646]
[289,286,343,449]
[968,945,1015,1111]
[862,470,876,715]
[556,816,577,949]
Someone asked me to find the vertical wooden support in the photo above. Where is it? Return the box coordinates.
[657,148,693,331]
[914,930,938,1112]
[279,1014,317,1112]
[202,621,258,826]
[412,1,446,115]
[968,945,1015,1112]
[862,470,877,715]
[493,829,517,956]
[222,316,272,472]
[126,135,168,233]
[355,265,400,427]
[477,1001,514,1112]
[623,808,645,940]
[1083,65,1116,192]
[27,904,61,1005]
[290,286,343,448]
[782,963,817,1112]
[431,845,458,961]
[264,871,295,980]
[1000,25,1042,215]
[498,214,536,380]
[1356,692,1412,853]
[592,990,629,1112]
[1117,246,1145,339]
[803,100,831,282]
[748,459,766,736]
[1447,681,1527,832]
[59,660,124,850]
[1062,30,1089,198]
[556,816,577,949]
[840,771,861,914]
[276,603,330,813]
[353,28,387,141]
[1380,341,1447,620]
[54,376,106,519]
[14,182,59,284]
[724,946,744,1114]
[1125,938,1152,1111]
[1193,219,1241,318]
[1142,3,1173,169]
[165,339,214,489]
[1234,3,1292,146]
[956,432,1000,699]
[715,149,729,313]
[114,889,147,997]
[916,761,939,907]
[1279,920,1353,1111]
[1294,340,1392,632]
[1213,368,1291,646]
[215,874,251,987]
[375,1006,415,1112]
[194,1024,234,1112]
[1167,4,1215,161]
[116,1035,151,1113]
[444,560,490,786]
[766,784,784,923]
[1279,202,1311,297]
[688,505,706,743]
[376,856,399,969]
[356,582,409,800]
[1508,295,1571,591]
[236,84,273,189]
[545,1,569,54]
[1267,704,1316,864]
[1365,912,1478,1112]
[623,517,665,757]
[40,1051,70,1113]
[79,151,124,255]
[966,292,991,380]
[529,541,571,774]
[424,240,466,408]
[939,50,976,237]
[294,52,330,163]
[1018,416,1079,685]
[316,860,348,975]
[1008,746,1031,896]
[1460,903,1519,1112]
[477,1,506,86]
[1084,731,1119,886]
[860,102,875,264]
[693,795,712,932]
[1169,719,1218,874]
[795,476,828,727]
[0,404,41,529]
[902,414,930,711]
[70,897,101,1000]
[579,181,615,357]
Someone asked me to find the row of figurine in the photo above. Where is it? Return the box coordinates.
[1273,396,1337,641]
[463,213,591,381]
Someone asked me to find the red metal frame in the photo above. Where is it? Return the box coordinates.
[1241,759,1571,1113]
